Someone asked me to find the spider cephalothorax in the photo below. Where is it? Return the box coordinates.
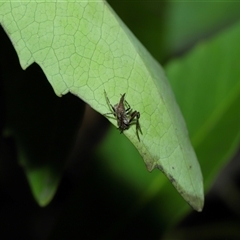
[104,90,142,141]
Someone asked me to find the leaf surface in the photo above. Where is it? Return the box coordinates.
[166,20,240,191]
[0,1,203,210]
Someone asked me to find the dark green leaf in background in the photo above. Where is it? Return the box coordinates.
[166,20,240,191]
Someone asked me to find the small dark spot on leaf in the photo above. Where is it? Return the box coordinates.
[156,164,163,172]
[168,174,176,183]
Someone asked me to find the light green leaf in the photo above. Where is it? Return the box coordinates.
[0,1,203,210]
[96,18,240,230]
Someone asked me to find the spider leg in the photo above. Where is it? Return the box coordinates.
[104,90,116,115]
[104,112,115,116]
[128,111,140,123]
[103,107,116,118]
[129,111,142,141]
[124,99,131,113]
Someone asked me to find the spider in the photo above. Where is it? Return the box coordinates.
[104,90,142,141]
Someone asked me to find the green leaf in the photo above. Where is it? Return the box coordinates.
[1,55,84,206]
[96,19,240,230]
[108,1,240,62]
[0,1,203,210]
[165,20,240,191]
[161,1,240,59]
